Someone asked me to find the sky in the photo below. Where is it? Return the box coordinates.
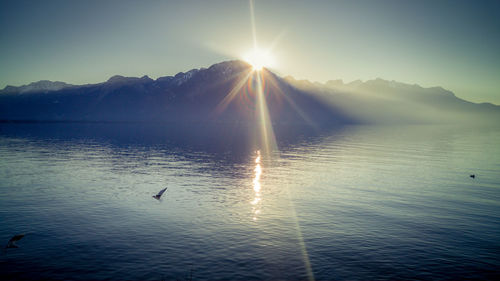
[1,0,499,104]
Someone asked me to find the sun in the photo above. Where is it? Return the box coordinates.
[243,48,275,71]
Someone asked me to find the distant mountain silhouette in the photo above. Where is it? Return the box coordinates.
[1,60,498,127]
[1,80,74,94]
[285,77,500,124]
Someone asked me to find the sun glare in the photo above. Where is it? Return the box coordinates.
[243,48,275,71]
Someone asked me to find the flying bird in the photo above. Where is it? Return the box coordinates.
[470,174,475,179]
[153,187,168,200]
[5,234,25,249]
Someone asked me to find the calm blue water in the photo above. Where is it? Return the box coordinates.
[1,124,499,280]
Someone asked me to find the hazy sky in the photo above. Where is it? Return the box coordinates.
[1,0,499,104]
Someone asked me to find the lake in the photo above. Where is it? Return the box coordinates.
[1,123,499,280]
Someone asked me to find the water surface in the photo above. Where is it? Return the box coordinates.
[1,123,499,280]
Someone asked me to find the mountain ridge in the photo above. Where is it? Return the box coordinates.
[2,61,498,108]
[0,60,498,126]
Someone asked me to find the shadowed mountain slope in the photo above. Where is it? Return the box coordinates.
[1,60,498,127]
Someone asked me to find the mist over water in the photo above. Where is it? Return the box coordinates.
[1,123,499,280]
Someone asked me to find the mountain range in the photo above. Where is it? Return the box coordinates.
[1,60,498,129]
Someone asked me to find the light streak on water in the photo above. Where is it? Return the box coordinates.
[251,150,262,221]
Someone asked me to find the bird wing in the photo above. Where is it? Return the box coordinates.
[10,234,25,242]
[5,234,24,248]
[157,187,167,197]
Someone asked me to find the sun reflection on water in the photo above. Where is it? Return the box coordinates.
[251,150,262,221]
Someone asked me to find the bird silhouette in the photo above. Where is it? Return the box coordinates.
[4,234,25,250]
[153,187,168,200]
[470,174,475,179]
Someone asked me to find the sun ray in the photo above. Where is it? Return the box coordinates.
[285,180,315,281]
[265,72,319,130]
[255,71,278,155]
[246,3,314,279]
[249,0,258,50]
[266,29,287,57]
[215,70,253,114]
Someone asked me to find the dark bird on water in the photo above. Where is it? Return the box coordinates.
[5,234,25,249]
[153,187,168,200]
[470,174,475,179]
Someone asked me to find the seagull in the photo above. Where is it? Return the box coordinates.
[153,187,167,200]
[5,234,25,249]
[470,174,475,179]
